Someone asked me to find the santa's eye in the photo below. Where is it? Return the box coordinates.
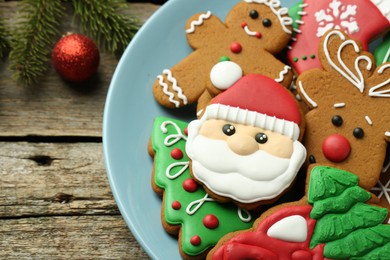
[255,133,268,144]
[332,115,343,127]
[262,18,272,27]
[223,124,236,136]
[353,127,364,139]
[249,10,259,19]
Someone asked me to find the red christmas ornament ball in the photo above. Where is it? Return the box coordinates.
[52,33,100,82]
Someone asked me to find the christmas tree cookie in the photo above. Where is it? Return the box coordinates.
[374,32,390,65]
[209,166,390,259]
[287,0,390,74]
[149,116,255,259]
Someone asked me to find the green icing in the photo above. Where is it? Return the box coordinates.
[374,32,390,65]
[288,0,303,34]
[308,166,359,203]
[310,203,388,248]
[310,186,371,219]
[323,225,390,259]
[151,116,254,256]
[351,241,390,260]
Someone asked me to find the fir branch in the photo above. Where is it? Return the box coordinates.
[9,0,64,85]
[0,13,11,61]
[71,0,140,55]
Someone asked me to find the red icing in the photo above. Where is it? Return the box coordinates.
[230,42,242,53]
[172,201,181,210]
[322,134,351,162]
[211,74,301,125]
[190,235,201,246]
[184,127,188,136]
[203,214,219,229]
[183,178,199,192]
[212,206,325,260]
[170,148,183,160]
[288,0,390,74]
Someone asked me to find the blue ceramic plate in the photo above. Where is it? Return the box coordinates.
[103,0,295,259]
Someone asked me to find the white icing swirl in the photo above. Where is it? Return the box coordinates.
[185,11,212,34]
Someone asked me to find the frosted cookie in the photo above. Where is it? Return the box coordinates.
[186,74,306,210]
[148,116,255,259]
[374,32,390,65]
[209,166,390,260]
[287,0,390,74]
[153,0,294,115]
[296,29,390,191]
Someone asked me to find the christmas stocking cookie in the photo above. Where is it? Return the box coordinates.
[296,30,390,192]
[152,0,294,115]
[288,0,390,74]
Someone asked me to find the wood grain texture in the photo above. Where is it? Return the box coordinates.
[0,2,159,137]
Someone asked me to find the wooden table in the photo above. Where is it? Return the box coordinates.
[0,2,159,259]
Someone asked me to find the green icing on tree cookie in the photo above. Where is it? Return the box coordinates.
[308,166,390,259]
[374,32,390,65]
[324,225,390,259]
[151,116,254,256]
[310,186,371,219]
[308,166,359,203]
[288,0,303,34]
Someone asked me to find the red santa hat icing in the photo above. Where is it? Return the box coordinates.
[201,74,301,140]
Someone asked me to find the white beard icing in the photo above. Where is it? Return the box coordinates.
[186,120,306,203]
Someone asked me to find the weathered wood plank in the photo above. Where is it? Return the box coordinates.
[0,215,149,259]
[0,3,159,137]
[0,142,118,218]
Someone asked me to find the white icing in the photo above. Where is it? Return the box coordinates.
[371,179,390,207]
[297,11,307,16]
[298,81,318,108]
[371,0,390,21]
[166,161,190,180]
[365,115,373,125]
[315,0,359,37]
[293,28,302,34]
[323,30,373,93]
[186,194,214,215]
[238,208,252,223]
[267,215,308,242]
[185,11,212,34]
[243,0,293,34]
[157,69,188,108]
[334,103,346,108]
[210,61,243,90]
[161,120,187,145]
[385,131,390,137]
[369,64,390,97]
[382,47,390,64]
[275,65,291,83]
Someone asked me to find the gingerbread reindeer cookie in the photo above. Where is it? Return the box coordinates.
[296,30,390,192]
[152,0,294,114]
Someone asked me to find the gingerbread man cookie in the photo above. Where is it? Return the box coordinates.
[153,0,294,114]
[296,30,390,192]
[287,0,390,74]
[186,74,306,210]
[208,166,390,260]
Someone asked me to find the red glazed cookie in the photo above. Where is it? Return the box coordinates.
[208,166,390,260]
[287,0,390,74]
[186,74,306,210]
[296,30,390,193]
[152,0,294,115]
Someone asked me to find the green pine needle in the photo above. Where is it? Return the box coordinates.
[9,0,64,85]
[71,0,140,55]
[0,15,10,61]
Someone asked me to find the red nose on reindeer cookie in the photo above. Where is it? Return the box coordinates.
[186,74,306,210]
[153,0,294,116]
[288,0,390,74]
[297,30,390,195]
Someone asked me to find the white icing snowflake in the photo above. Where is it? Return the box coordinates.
[315,0,359,37]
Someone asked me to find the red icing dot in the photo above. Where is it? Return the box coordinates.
[241,22,247,28]
[203,214,219,229]
[190,235,201,246]
[230,42,242,53]
[255,32,262,38]
[171,148,183,160]
[184,127,188,136]
[322,134,351,162]
[172,201,181,210]
[183,178,199,192]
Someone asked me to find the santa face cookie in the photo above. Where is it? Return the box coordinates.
[288,0,390,74]
[297,30,390,191]
[153,0,294,114]
[208,166,390,260]
[186,74,306,210]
